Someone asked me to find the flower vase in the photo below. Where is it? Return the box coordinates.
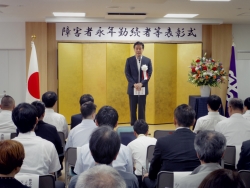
[200,85,211,97]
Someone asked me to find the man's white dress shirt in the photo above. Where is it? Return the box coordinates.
[43,108,68,138]
[0,110,16,133]
[127,134,157,175]
[243,110,250,121]
[193,112,227,133]
[13,132,61,175]
[74,143,133,174]
[65,119,97,151]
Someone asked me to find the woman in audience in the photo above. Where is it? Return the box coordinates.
[198,169,245,188]
[0,140,28,188]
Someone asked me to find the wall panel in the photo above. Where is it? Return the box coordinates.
[58,43,83,123]
[106,43,130,123]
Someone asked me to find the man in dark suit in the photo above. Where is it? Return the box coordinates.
[237,140,250,171]
[70,94,94,129]
[143,104,200,188]
[125,41,153,125]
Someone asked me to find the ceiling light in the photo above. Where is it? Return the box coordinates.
[53,12,86,17]
[190,0,230,1]
[164,14,198,18]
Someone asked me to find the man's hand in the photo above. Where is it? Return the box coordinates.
[134,83,143,91]
[142,173,149,180]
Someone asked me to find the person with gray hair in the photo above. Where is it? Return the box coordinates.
[215,98,250,148]
[176,130,226,188]
[75,165,126,188]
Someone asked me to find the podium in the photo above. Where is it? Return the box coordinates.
[189,95,225,130]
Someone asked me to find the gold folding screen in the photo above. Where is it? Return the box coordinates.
[58,43,201,124]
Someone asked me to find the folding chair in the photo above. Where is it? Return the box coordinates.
[154,130,174,139]
[221,145,236,170]
[239,170,250,188]
[156,171,174,188]
[65,147,77,187]
[117,126,136,146]
[57,132,65,157]
[39,175,55,188]
[146,145,155,172]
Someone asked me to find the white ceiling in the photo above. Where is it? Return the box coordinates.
[0,0,250,24]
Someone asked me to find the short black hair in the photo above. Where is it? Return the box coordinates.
[95,106,118,129]
[42,91,57,108]
[79,94,94,106]
[0,95,15,109]
[31,101,45,119]
[244,97,250,110]
[89,126,121,165]
[207,95,222,111]
[133,119,148,135]
[133,41,144,49]
[229,98,244,111]
[12,103,37,133]
[81,101,97,118]
[174,104,195,127]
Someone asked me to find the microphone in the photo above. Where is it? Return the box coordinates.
[137,55,141,63]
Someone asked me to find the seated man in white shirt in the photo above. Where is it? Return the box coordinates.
[71,106,133,187]
[42,91,68,138]
[127,119,156,187]
[243,97,250,121]
[0,95,16,133]
[75,126,138,188]
[193,95,226,133]
[215,98,250,150]
[11,103,64,188]
[65,101,97,151]
[176,130,225,188]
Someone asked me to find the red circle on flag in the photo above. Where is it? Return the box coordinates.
[28,72,40,99]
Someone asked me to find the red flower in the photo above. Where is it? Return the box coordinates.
[212,67,217,71]
[196,59,200,63]
[202,66,207,71]
[211,59,215,62]
[191,67,196,73]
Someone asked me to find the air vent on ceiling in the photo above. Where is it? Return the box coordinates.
[237,12,250,16]
[105,13,147,20]
[0,4,8,8]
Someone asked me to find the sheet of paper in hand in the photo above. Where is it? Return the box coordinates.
[15,173,39,188]
[134,87,145,95]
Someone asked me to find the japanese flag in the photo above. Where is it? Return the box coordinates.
[26,41,40,103]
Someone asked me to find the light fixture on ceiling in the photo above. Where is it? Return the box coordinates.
[164,14,198,18]
[190,0,230,1]
[53,12,86,17]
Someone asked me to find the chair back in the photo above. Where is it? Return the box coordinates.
[65,147,77,187]
[239,170,250,188]
[39,175,55,188]
[154,130,174,139]
[57,131,65,148]
[10,132,17,139]
[146,145,155,171]
[117,126,136,146]
[156,171,174,188]
[221,145,236,169]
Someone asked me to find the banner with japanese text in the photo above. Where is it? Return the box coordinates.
[56,23,202,42]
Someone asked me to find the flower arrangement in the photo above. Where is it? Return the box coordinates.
[188,53,227,87]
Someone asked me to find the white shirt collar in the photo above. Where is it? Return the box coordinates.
[45,108,55,113]
[176,127,190,130]
[244,110,250,115]
[208,111,220,116]
[137,134,146,138]
[18,131,36,137]
[0,110,12,114]
[230,113,243,118]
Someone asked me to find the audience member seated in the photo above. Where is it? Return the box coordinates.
[0,95,16,133]
[198,169,246,188]
[42,91,68,138]
[31,101,63,155]
[215,98,250,147]
[142,104,200,188]
[176,130,226,188]
[70,126,139,188]
[237,139,250,171]
[193,95,226,133]
[75,165,126,188]
[127,119,156,187]
[12,103,64,188]
[74,106,133,174]
[0,140,28,188]
[71,94,94,129]
[65,101,97,151]
[243,97,250,121]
